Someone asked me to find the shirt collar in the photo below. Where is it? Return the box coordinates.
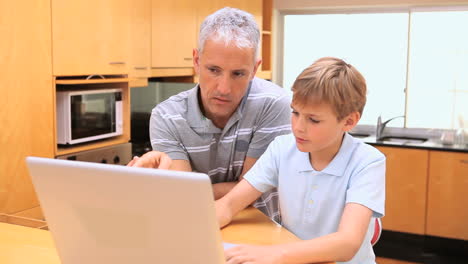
[297,133,357,177]
[187,85,207,128]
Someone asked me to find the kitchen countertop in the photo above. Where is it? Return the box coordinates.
[352,134,468,153]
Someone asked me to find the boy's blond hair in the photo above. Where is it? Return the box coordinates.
[292,57,367,121]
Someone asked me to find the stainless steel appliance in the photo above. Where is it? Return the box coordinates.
[56,143,132,165]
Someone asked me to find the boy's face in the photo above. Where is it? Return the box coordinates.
[290,101,358,155]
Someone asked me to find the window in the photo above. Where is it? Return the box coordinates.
[282,9,468,129]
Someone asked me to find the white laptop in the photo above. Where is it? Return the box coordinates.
[26,156,230,264]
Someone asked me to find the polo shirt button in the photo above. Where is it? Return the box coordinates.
[311,184,318,190]
[308,200,314,204]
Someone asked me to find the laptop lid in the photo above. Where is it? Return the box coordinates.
[26,156,225,264]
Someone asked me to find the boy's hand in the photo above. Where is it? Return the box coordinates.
[127,151,172,169]
[225,244,285,264]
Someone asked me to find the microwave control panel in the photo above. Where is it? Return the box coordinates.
[56,143,132,165]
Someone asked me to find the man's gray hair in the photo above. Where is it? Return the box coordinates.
[198,7,260,59]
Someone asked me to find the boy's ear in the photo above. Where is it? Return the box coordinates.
[343,112,361,132]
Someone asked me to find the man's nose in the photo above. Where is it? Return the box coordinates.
[216,74,232,95]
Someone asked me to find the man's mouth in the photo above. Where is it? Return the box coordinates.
[213,97,230,103]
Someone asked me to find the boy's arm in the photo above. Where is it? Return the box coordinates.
[224,203,372,264]
[278,203,372,263]
[212,156,258,199]
[215,179,263,228]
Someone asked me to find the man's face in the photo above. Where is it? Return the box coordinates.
[193,39,261,128]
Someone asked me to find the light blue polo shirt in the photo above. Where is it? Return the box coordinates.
[244,133,386,264]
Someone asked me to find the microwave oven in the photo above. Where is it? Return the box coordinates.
[56,88,123,145]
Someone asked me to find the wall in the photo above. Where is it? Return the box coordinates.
[275,0,468,11]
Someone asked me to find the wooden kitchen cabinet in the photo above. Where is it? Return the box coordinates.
[196,0,263,32]
[52,0,131,76]
[152,0,197,70]
[426,151,468,240]
[0,0,54,214]
[129,0,151,87]
[376,146,429,235]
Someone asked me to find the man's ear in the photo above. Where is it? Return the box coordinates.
[193,48,200,75]
[252,58,262,78]
[343,112,361,132]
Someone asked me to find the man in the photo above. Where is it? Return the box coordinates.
[129,7,291,222]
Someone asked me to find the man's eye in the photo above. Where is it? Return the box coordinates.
[209,68,219,73]
[233,71,245,77]
[291,110,298,115]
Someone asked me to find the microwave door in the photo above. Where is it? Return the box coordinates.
[69,92,118,144]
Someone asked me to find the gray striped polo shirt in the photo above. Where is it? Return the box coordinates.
[149,77,292,222]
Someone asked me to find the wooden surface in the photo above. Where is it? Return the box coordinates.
[221,207,300,245]
[376,147,429,235]
[0,207,335,264]
[12,206,45,221]
[426,151,468,240]
[0,0,55,214]
[0,222,60,264]
[52,0,130,76]
[129,0,151,79]
[152,0,197,68]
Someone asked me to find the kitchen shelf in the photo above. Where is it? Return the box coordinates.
[55,78,129,85]
[56,136,130,156]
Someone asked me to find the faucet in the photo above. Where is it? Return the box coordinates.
[376,115,405,141]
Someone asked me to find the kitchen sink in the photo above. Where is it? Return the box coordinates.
[379,136,428,144]
[349,133,370,139]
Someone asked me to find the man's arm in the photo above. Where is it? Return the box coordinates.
[212,156,258,200]
[128,151,192,171]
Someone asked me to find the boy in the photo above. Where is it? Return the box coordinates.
[216,57,386,264]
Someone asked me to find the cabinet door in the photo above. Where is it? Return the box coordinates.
[377,147,429,235]
[152,0,197,68]
[52,0,131,76]
[1,0,54,213]
[427,151,468,240]
[130,0,151,79]
[197,0,262,31]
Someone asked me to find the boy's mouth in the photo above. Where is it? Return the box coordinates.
[295,136,308,143]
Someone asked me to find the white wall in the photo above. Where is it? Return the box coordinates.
[275,0,468,11]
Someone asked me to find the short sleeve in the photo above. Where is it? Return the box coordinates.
[246,94,292,158]
[346,155,386,218]
[243,136,283,193]
[149,107,188,160]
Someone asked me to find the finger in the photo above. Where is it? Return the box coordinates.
[127,156,139,167]
[158,154,172,170]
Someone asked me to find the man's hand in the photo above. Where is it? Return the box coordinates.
[225,244,285,264]
[127,151,172,169]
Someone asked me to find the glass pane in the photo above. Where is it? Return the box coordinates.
[407,11,468,129]
[71,93,115,140]
[283,13,409,126]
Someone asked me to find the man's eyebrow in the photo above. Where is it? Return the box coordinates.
[205,64,220,68]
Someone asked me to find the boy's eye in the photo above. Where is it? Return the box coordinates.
[291,110,299,115]
[309,118,320,124]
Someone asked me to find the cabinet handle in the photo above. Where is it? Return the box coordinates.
[134,67,148,70]
[183,58,192,61]
[109,61,126,65]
